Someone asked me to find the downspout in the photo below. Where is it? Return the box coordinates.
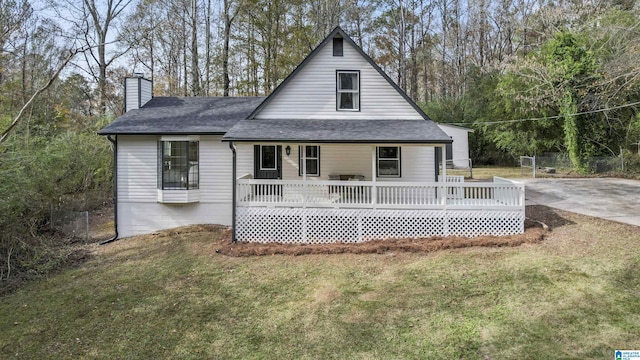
[100,135,119,245]
[229,141,237,242]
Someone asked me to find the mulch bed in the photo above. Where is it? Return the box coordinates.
[214,205,557,257]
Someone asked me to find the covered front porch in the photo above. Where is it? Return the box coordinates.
[224,118,523,244]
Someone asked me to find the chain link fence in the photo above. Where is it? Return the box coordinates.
[50,207,89,240]
[49,189,112,241]
[534,152,640,175]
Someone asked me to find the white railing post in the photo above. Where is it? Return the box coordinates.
[371,146,377,209]
[302,145,307,209]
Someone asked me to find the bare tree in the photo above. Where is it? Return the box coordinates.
[223,0,242,96]
[49,0,134,114]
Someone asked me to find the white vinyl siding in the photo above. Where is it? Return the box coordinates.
[437,124,472,168]
[116,135,233,237]
[236,143,255,177]
[254,39,423,120]
[125,77,152,112]
[118,203,231,238]
[118,136,158,201]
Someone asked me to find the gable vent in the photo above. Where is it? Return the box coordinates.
[333,37,343,56]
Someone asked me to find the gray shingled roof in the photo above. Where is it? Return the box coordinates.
[98,96,266,135]
[222,119,452,143]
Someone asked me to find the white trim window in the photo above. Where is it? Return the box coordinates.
[158,140,199,190]
[260,145,277,170]
[298,145,320,176]
[377,146,401,177]
[337,71,360,111]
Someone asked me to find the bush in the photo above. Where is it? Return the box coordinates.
[0,117,112,290]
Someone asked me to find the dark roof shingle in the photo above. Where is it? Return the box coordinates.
[98,96,266,135]
[222,119,452,143]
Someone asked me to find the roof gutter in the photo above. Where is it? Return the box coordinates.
[100,135,119,245]
[228,141,237,243]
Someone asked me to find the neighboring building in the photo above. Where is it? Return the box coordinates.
[99,27,524,243]
[437,123,474,168]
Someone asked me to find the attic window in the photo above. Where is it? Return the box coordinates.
[333,37,343,56]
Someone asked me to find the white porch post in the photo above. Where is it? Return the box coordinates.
[301,144,308,243]
[441,144,447,181]
[440,144,447,206]
[441,144,449,236]
[371,145,377,208]
[302,145,307,208]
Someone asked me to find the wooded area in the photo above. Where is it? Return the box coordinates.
[1,0,640,285]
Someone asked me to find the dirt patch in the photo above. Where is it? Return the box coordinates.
[89,205,115,241]
[211,206,558,257]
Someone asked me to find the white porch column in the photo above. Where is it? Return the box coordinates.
[441,144,449,236]
[441,144,447,181]
[302,145,307,208]
[371,145,377,208]
[439,144,447,206]
[301,144,308,242]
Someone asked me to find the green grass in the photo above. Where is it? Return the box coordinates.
[1,211,639,359]
[447,165,531,180]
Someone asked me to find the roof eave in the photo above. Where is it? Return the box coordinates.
[221,138,453,144]
[98,131,228,136]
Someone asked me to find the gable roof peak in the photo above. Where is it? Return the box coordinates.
[247,26,432,121]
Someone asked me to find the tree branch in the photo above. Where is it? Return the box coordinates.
[0,48,85,145]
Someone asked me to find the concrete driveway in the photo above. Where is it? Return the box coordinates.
[522,178,640,227]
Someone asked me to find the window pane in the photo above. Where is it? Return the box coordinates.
[189,141,198,162]
[339,73,358,90]
[379,160,399,175]
[306,159,318,175]
[379,147,398,158]
[306,146,317,157]
[188,142,199,189]
[261,146,276,169]
[339,93,355,109]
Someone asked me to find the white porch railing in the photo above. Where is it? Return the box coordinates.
[235,177,525,242]
[236,177,523,210]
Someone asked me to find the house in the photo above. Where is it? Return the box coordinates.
[437,123,474,169]
[99,27,524,244]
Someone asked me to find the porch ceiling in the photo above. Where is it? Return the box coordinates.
[222,119,453,144]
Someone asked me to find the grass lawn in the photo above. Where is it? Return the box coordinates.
[1,208,639,359]
[447,166,532,180]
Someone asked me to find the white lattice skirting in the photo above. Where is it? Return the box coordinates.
[236,207,524,244]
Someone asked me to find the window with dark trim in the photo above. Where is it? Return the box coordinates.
[377,146,401,177]
[337,71,360,111]
[158,141,199,190]
[298,145,320,176]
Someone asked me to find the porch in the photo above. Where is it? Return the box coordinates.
[235,176,525,243]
